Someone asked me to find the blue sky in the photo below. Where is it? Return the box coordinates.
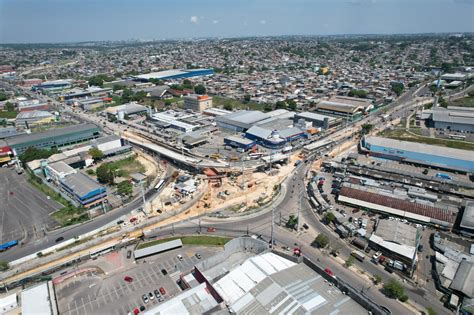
[0,0,473,43]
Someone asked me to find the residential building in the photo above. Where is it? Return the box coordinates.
[183,94,212,112]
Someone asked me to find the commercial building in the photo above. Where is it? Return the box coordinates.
[246,124,307,148]
[15,110,56,128]
[216,110,269,132]
[133,69,214,82]
[316,96,373,119]
[32,79,72,92]
[183,94,212,112]
[60,172,106,208]
[45,161,77,184]
[224,136,256,151]
[369,220,418,267]
[21,282,58,315]
[441,73,468,82]
[450,260,474,298]
[0,145,12,164]
[459,201,474,237]
[424,108,474,133]
[151,112,198,133]
[5,123,100,155]
[79,98,105,111]
[202,108,232,117]
[0,293,17,314]
[17,99,50,112]
[294,112,337,129]
[105,103,149,119]
[361,136,474,173]
[134,239,183,260]
[60,87,111,101]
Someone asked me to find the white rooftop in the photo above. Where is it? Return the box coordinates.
[21,282,52,315]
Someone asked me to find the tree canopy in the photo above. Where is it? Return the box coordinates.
[96,163,114,184]
[383,279,405,299]
[88,74,113,87]
[88,148,104,161]
[19,147,59,164]
[312,233,329,248]
[194,84,206,95]
[0,92,8,101]
[117,180,133,196]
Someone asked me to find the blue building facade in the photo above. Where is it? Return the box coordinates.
[361,136,474,173]
[60,173,107,208]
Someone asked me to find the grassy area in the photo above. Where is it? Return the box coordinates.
[27,173,88,226]
[450,96,474,108]
[0,111,18,119]
[137,236,231,249]
[378,128,474,151]
[213,95,268,111]
[108,155,145,177]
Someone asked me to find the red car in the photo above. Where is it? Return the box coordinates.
[324,268,334,277]
[133,308,140,315]
[124,276,133,283]
[159,287,166,295]
[130,217,138,223]
[207,227,216,232]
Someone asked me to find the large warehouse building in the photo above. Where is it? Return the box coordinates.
[216,110,270,132]
[361,136,474,173]
[424,107,474,133]
[5,123,100,155]
[133,69,214,82]
[316,96,373,119]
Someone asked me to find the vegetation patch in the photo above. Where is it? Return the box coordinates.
[137,235,231,249]
[213,96,268,111]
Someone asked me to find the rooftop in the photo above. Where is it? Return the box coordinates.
[21,282,52,315]
[450,260,474,298]
[460,201,474,230]
[60,173,104,198]
[295,111,336,121]
[375,219,417,246]
[364,136,474,163]
[105,103,148,115]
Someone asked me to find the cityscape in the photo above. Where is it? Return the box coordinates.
[0,1,473,315]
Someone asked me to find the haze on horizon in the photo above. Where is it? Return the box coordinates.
[0,0,473,44]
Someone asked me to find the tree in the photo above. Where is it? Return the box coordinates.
[182,79,193,89]
[286,99,297,111]
[426,307,437,315]
[312,233,329,248]
[360,123,374,136]
[275,101,287,110]
[383,279,405,299]
[88,148,104,161]
[164,99,173,106]
[285,215,298,229]
[117,181,133,196]
[0,92,8,101]
[96,163,114,184]
[344,256,355,268]
[263,104,273,112]
[194,84,206,95]
[0,261,9,271]
[391,83,404,97]
[373,274,382,285]
[19,147,59,164]
[400,295,409,302]
[323,212,336,224]
[5,102,15,112]
[88,75,104,87]
[348,89,368,98]
[243,94,251,103]
[223,103,233,111]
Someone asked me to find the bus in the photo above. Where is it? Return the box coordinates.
[90,245,116,259]
[436,173,452,180]
[0,240,18,252]
[449,134,466,140]
[249,152,263,159]
[154,179,165,191]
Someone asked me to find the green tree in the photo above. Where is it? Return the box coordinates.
[360,123,374,136]
[348,89,368,98]
[0,261,9,271]
[223,103,233,111]
[383,279,405,299]
[263,104,273,112]
[243,94,251,103]
[88,148,104,161]
[391,83,404,97]
[194,84,206,95]
[285,214,298,229]
[400,295,409,302]
[0,92,8,101]
[164,99,173,106]
[275,101,287,110]
[374,274,382,285]
[96,163,114,184]
[19,147,59,164]
[286,99,297,111]
[323,212,336,224]
[182,79,193,89]
[344,256,355,268]
[88,75,105,87]
[113,84,125,91]
[117,181,133,196]
[5,102,15,112]
[426,307,437,315]
[312,233,329,248]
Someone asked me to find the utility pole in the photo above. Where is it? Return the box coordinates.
[296,191,302,231]
[140,181,147,216]
[270,205,275,248]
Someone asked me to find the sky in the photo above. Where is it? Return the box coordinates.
[0,0,473,43]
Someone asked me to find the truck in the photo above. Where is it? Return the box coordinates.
[388,259,406,271]
[361,218,368,229]
[351,250,365,262]
[0,240,18,252]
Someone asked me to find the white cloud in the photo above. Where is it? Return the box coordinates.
[190,16,199,24]
[260,20,267,25]
[212,20,219,24]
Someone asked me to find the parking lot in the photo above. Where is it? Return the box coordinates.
[0,168,61,246]
[55,244,222,315]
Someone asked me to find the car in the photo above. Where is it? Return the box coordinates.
[418,245,424,252]
[133,308,140,315]
[148,292,154,300]
[352,209,360,213]
[302,223,309,230]
[154,289,161,299]
[159,287,166,295]
[207,227,216,232]
[161,269,168,275]
[177,254,184,261]
[117,220,124,225]
[422,169,429,175]
[124,276,133,283]
[55,237,64,243]
[130,217,138,223]
[195,253,202,259]
[139,306,146,312]
[127,250,132,259]
[324,268,334,277]
[142,294,149,304]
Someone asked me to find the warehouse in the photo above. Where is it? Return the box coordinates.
[105,103,149,119]
[216,110,269,132]
[425,108,474,133]
[246,124,307,148]
[316,96,373,119]
[133,69,214,82]
[15,110,56,128]
[79,98,105,111]
[60,172,106,208]
[32,79,72,92]
[223,136,255,151]
[459,201,474,237]
[361,136,474,173]
[294,112,336,129]
[6,123,100,155]
[369,220,418,267]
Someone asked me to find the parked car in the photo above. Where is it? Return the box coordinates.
[159,287,166,295]
[154,289,161,299]
[124,276,133,283]
[148,292,154,300]
[352,209,360,213]
[133,308,140,315]
[130,217,138,223]
[302,223,309,230]
[207,227,216,232]
[127,250,132,259]
[139,306,145,312]
[142,294,149,303]
[195,253,202,259]
[324,268,334,277]
[117,220,124,225]
[177,254,184,261]
[161,269,168,275]
[55,237,64,243]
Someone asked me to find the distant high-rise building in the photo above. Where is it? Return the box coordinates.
[183,94,213,112]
